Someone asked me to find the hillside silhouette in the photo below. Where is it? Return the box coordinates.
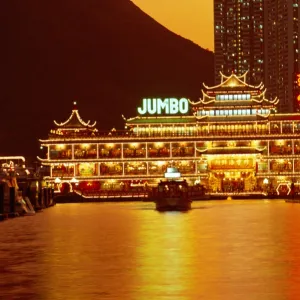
[0,0,214,157]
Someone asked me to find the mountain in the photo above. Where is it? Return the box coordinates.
[0,0,214,157]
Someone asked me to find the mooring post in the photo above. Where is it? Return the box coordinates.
[44,188,48,207]
[51,188,55,205]
[0,184,4,218]
[38,189,42,208]
[9,187,15,214]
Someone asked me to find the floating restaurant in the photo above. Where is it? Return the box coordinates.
[38,72,300,196]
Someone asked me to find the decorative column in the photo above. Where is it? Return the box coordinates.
[293,122,295,134]
[72,144,74,160]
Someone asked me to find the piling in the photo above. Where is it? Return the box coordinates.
[43,188,49,208]
[0,184,5,221]
[8,187,18,218]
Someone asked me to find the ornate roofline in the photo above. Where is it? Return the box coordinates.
[203,72,264,90]
[54,102,97,128]
[221,71,249,82]
[190,89,278,107]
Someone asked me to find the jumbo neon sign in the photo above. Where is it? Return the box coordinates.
[137,98,189,115]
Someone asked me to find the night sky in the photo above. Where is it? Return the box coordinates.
[0,0,214,158]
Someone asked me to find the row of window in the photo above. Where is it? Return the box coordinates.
[198,109,270,116]
[48,141,300,160]
[216,94,251,100]
[51,161,197,177]
[51,158,300,177]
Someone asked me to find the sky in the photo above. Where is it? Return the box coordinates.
[131,0,214,51]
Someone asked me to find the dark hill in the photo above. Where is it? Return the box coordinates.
[0,0,214,157]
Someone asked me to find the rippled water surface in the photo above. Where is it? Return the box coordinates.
[1,200,300,300]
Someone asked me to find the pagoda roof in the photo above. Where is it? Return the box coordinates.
[203,71,264,91]
[194,114,270,123]
[191,88,279,107]
[196,99,276,108]
[54,102,96,129]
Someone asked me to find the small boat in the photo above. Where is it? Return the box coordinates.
[150,168,192,211]
[154,179,192,211]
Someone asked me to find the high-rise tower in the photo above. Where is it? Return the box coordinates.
[214,0,265,86]
[214,0,300,113]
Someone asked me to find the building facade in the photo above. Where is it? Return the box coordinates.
[214,0,300,113]
[38,73,300,197]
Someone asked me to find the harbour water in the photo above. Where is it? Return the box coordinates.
[1,200,300,300]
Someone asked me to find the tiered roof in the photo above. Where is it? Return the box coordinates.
[47,102,98,139]
[190,71,279,122]
[54,102,97,129]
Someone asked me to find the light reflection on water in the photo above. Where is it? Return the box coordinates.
[1,200,300,299]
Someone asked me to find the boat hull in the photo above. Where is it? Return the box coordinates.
[155,197,191,211]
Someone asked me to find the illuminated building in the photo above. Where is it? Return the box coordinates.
[39,73,300,196]
[214,0,300,113]
[214,0,265,86]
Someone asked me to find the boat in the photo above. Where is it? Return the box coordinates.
[150,168,192,211]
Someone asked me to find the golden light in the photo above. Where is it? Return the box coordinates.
[54,177,61,183]
[263,178,269,185]
[276,140,284,146]
[297,74,300,86]
[276,183,291,195]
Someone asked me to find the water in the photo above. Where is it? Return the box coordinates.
[1,200,300,300]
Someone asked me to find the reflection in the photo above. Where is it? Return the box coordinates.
[134,212,194,299]
[0,202,300,299]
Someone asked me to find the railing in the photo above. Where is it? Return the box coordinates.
[47,130,300,141]
[76,190,149,199]
[74,185,205,200]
